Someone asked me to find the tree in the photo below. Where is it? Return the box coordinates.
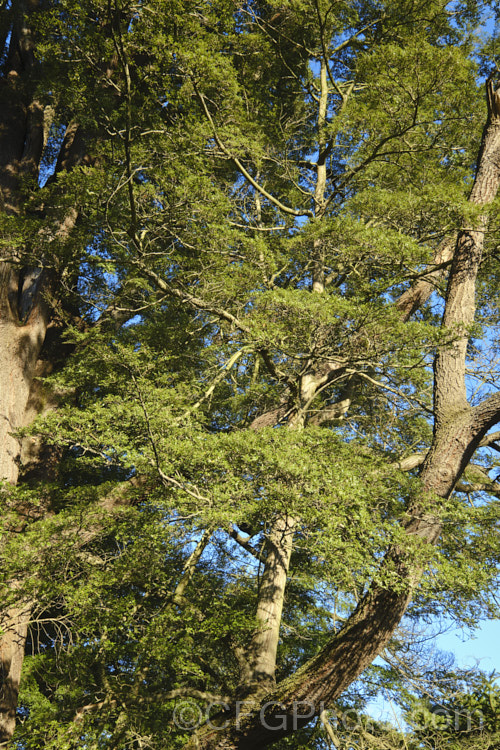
[1,1,500,748]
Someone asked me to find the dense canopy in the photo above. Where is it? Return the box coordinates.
[1,1,500,748]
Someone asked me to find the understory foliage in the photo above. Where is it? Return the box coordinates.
[1,0,500,748]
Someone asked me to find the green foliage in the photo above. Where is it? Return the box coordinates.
[407,672,500,749]
[2,0,500,747]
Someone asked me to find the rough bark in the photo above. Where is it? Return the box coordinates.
[0,247,56,741]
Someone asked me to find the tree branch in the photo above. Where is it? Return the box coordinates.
[134,262,251,333]
[395,236,456,322]
[473,392,500,436]
[229,526,266,563]
[191,78,313,219]
[171,529,213,605]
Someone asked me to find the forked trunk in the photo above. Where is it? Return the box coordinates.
[186,72,500,750]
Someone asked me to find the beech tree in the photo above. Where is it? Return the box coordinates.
[2,1,500,748]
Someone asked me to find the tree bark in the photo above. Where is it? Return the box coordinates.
[0,605,31,747]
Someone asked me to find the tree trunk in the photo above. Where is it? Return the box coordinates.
[239,515,295,697]
[0,7,50,736]
[0,605,31,747]
[0,282,51,484]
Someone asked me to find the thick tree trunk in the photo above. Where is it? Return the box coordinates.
[0,605,31,747]
[0,8,51,737]
[0,167,83,744]
[0,280,51,484]
[0,263,50,746]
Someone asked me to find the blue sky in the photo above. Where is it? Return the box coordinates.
[436,619,500,673]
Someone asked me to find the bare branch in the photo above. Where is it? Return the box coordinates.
[229,526,266,563]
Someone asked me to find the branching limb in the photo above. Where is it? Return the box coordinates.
[229,526,266,563]
[395,237,456,321]
[319,709,341,749]
[396,430,500,474]
[183,348,251,419]
[473,392,500,436]
[171,528,213,604]
[456,463,500,496]
[74,688,232,724]
[156,467,212,506]
[191,78,313,219]
[134,262,251,333]
[307,399,351,425]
